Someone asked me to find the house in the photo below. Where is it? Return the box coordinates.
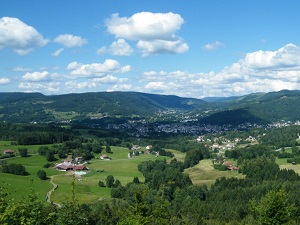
[3,149,14,155]
[146,145,153,150]
[131,145,139,150]
[100,154,110,160]
[223,161,232,167]
[223,161,238,171]
[54,162,87,171]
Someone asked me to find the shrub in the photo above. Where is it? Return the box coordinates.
[98,181,105,187]
[37,170,47,180]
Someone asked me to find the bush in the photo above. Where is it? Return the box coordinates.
[98,181,105,187]
[37,170,47,180]
[1,163,28,176]
[214,164,228,171]
[43,163,53,168]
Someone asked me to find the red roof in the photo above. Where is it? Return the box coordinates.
[55,163,86,171]
[3,149,14,154]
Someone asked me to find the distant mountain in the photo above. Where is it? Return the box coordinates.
[0,92,208,123]
[201,96,240,103]
[1,90,300,125]
[199,89,300,124]
[198,108,267,126]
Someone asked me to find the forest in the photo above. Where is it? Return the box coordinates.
[1,121,300,224]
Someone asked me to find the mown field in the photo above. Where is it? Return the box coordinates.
[1,141,300,205]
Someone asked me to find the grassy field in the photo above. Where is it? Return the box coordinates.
[185,159,244,187]
[0,144,168,204]
[0,140,53,154]
[51,147,160,203]
[2,141,300,204]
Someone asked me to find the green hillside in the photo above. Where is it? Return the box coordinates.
[0,92,207,123]
[1,90,300,124]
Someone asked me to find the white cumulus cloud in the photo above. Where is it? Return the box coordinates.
[67,59,131,77]
[22,71,49,81]
[54,34,87,48]
[107,84,132,92]
[97,39,133,56]
[0,17,49,55]
[203,41,224,50]
[139,44,300,98]
[18,82,60,93]
[65,75,127,91]
[0,77,10,84]
[105,12,188,56]
[137,39,189,56]
[52,48,64,56]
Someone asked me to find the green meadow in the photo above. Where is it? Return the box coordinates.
[1,141,298,205]
[0,143,169,204]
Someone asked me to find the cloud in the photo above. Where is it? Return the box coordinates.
[107,84,132,92]
[54,34,87,48]
[52,48,64,56]
[67,59,131,77]
[65,75,127,90]
[18,82,60,93]
[106,12,183,40]
[137,39,189,56]
[105,12,188,56]
[12,67,32,72]
[97,39,133,56]
[0,17,49,55]
[243,43,300,70]
[0,77,10,84]
[140,44,300,98]
[203,41,224,50]
[144,81,167,91]
[22,71,49,81]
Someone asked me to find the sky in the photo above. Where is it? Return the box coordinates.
[1,0,300,98]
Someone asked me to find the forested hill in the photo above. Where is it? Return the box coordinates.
[0,91,208,123]
[1,89,300,124]
[214,89,300,123]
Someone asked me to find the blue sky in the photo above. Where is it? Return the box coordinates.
[1,0,300,98]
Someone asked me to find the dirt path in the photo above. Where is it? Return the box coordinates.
[46,175,62,207]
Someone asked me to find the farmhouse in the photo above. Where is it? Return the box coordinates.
[54,161,87,171]
[146,145,153,150]
[3,149,14,155]
[100,154,110,160]
[223,161,238,171]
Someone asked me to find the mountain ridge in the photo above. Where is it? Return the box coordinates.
[0,90,300,124]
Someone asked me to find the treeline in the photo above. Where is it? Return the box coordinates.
[260,125,300,148]
[0,122,75,145]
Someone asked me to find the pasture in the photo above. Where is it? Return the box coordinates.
[2,141,299,205]
[185,159,244,187]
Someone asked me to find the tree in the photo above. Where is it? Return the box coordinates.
[184,149,203,168]
[1,163,28,176]
[38,146,49,156]
[18,148,28,157]
[106,145,112,153]
[106,175,115,188]
[46,149,56,162]
[98,181,105,187]
[37,170,47,180]
[133,177,140,184]
[250,189,296,225]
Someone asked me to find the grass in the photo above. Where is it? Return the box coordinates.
[0,145,169,204]
[0,141,53,154]
[3,142,300,205]
[185,159,244,188]
[280,164,300,174]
